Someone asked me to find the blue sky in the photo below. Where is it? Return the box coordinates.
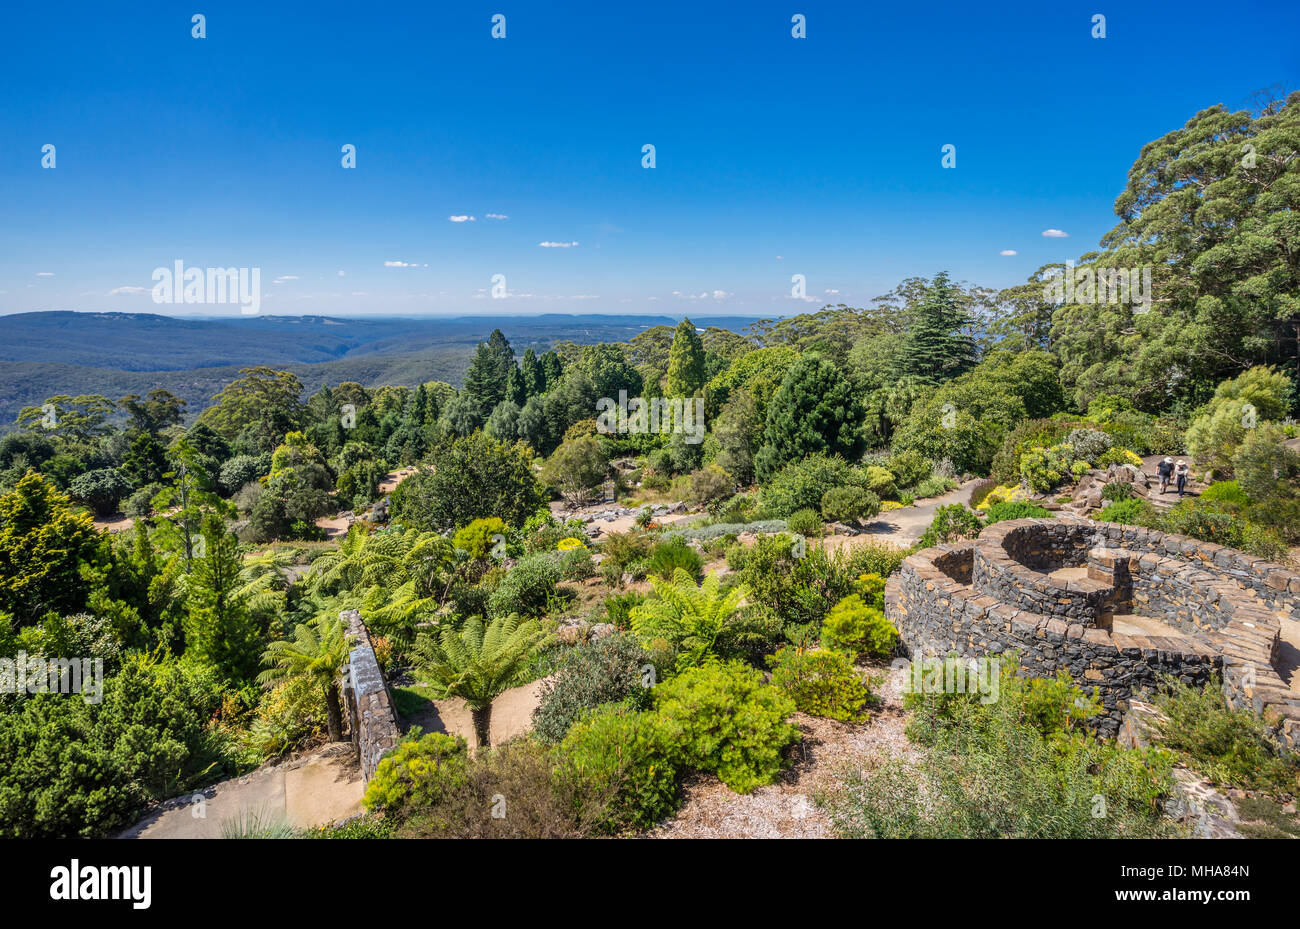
[1,1,1297,318]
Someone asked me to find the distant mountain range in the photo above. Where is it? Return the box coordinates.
[0,311,763,426]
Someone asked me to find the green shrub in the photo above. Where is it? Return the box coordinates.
[1199,480,1251,506]
[1020,443,1088,492]
[1101,481,1133,502]
[1154,678,1299,793]
[820,485,881,524]
[452,517,508,561]
[362,731,470,815]
[983,500,1052,524]
[917,504,985,548]
[646,537,704,582]
[821,660,1177,838]
[884,449,931,490]
[767,647,872,722]
[0,653,234,838]
[859,465,897,500]
[599,529,656,571]
[557,705,680,834]
[786,508,824,537]
[532,633,654,744]
[1097,497,1151,524]
[913,475,957,499]
[487,552,560,617]
[724,542,749,572]
[821,594,898,658]
[683,464,736,508]
[602,591,645,629]
[652,661,800,793]
[556,545,595,580]
[761,453,862,518]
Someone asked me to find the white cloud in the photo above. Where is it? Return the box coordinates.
[538,241,578,248]
[36,272,54,277]
[1041,229,1069,238]
[999,249,1018,256]
[384,260,419,267]
[337,270,346,277]
[485,213,508,220]
[273,275,300,284]
[109,285,148,295]
[448,215,476,223]
[824,288,840,294]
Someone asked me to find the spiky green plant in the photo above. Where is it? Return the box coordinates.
[414,614,551,748]
[630,568,748,670]
[258,612,351,742]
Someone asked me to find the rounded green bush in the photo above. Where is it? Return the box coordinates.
[652,661,799,794]
[362,731,469,815]
[786,507,824,537]
[821,594,899,658]
[557,705,680,834]
[767,646,872,722]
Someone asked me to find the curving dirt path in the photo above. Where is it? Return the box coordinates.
[822,480,977,554]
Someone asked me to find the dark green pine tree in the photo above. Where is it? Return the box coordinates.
[411,383,429,426]
[520,347,543,398]
[540,351,564,392]
[666,318,707,397]
[462,342,507,415]
[753,357,866,481]
[899,271,977,385]
[505,364,526,406]
[487,329,515,389]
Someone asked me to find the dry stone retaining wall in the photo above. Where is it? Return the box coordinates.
[886,518,1299,749]
[340,609,402,782]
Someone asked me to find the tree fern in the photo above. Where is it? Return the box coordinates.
[414,614,551,747]
[630,568,748,669]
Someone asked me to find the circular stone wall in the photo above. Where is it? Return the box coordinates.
[885,518,1300,747]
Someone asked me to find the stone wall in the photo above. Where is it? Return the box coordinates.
[886,518,1299,749]
[974,525,1114,625]
[340,609,402,782]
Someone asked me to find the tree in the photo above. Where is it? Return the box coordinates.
[259,613,350,742]
[520,347,544,398]
[578,343,643,401]
[0,470,100,625]
[542,435,609,506]
[68,468,132,517]
[898,272,978,384]
[414,614,551,748]
[119,389,186,434]
[1051,92,1300,411]
[666,319,707,397]
[1185,366,1294,476]
[198,367,306,453]
[121,430,169,487]
[390,432,546,532]
[1233,423,1300,502]
[183,514,260,681]
[754,357,866,482]
[15,394,115,442]
[462,329,515,414]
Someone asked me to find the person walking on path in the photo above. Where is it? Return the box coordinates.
[1157,457,1174,495]
[1174,460,1189,498]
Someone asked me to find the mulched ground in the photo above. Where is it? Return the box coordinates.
[649,661,917,839]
